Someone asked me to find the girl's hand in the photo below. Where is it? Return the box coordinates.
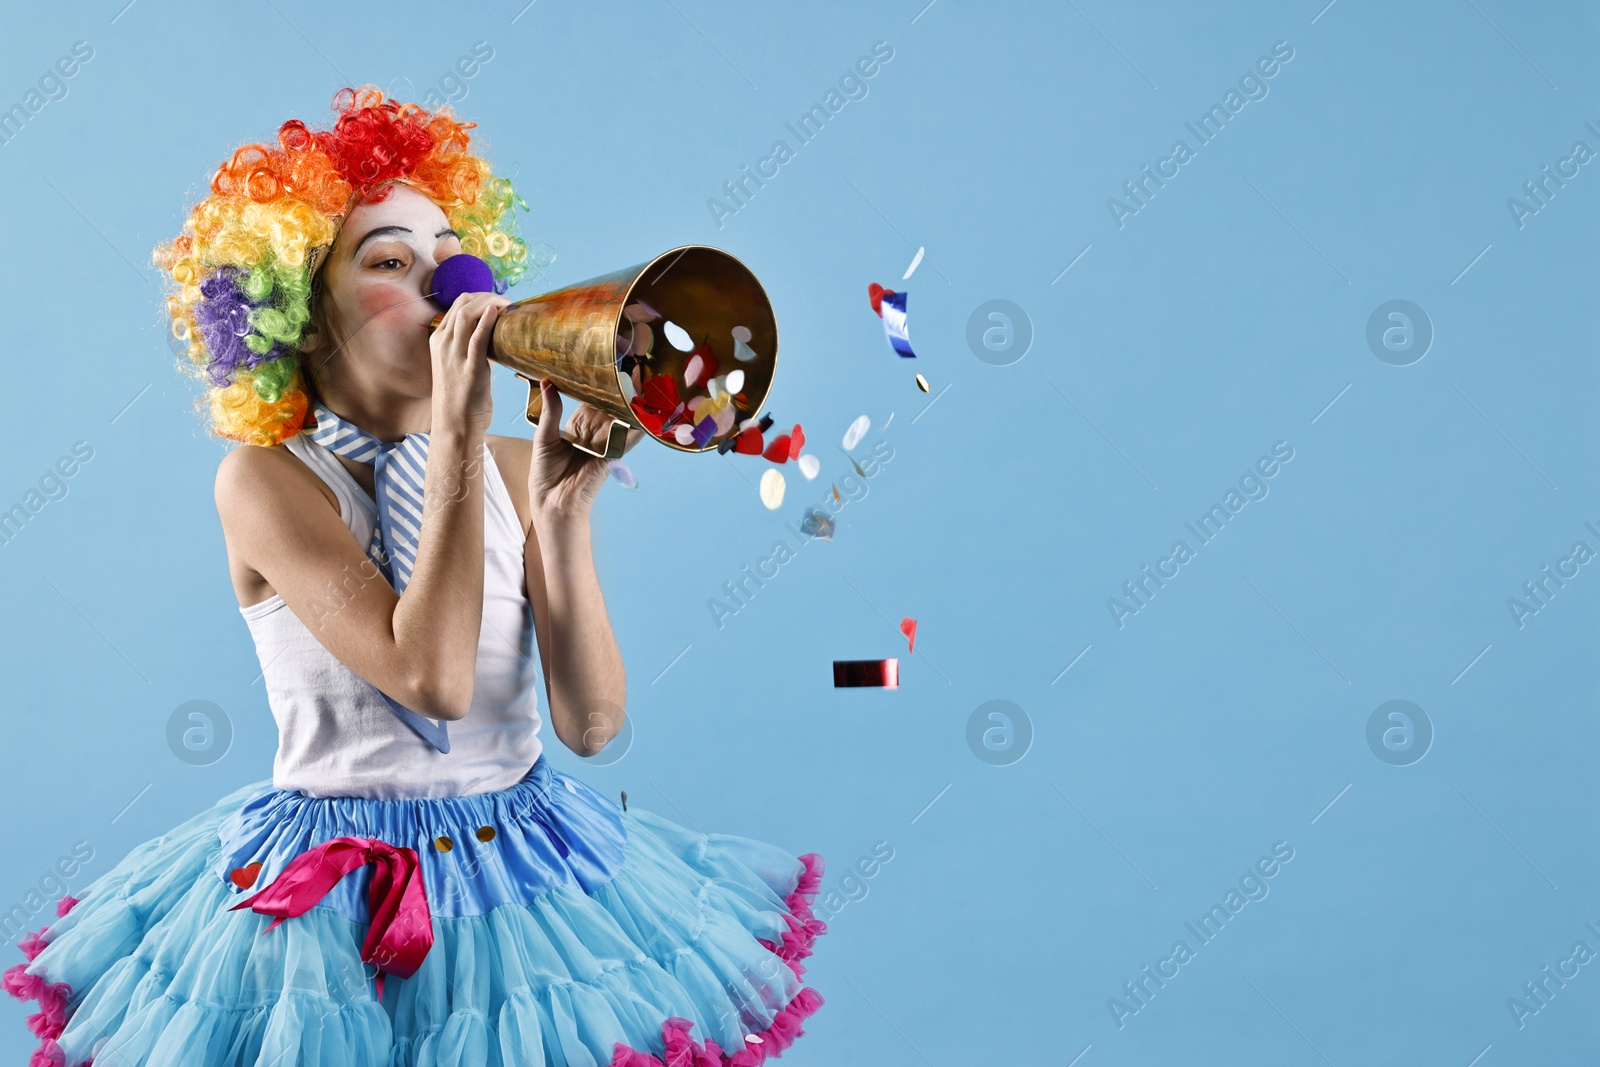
[528,380,645,527]
[429,291,509,435]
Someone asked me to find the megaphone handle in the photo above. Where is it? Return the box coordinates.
[514,373,631,460]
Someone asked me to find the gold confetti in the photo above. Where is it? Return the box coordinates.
[915,373,930,392]
[832,484,841,503]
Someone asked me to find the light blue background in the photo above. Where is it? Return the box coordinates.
[2,1,1596,1063]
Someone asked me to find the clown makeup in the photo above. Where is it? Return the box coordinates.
[301,183,466,409]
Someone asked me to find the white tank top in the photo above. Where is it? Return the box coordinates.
[239,431,544,800]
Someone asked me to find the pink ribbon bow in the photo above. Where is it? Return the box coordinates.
[230,836,433,1000]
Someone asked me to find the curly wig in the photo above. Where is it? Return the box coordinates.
[153,85,548,447]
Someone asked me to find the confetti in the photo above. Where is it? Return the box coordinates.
[625,322,653,355]
[685,350,719,387]
[832,659,899,688]
[867,283,890,317]
[899,617,917,653]
[902,246,925,280]
[607,461,637,490]
[788,424,805,459]
[228,862,263,889]
[801,506,834,541]
[831,483,841,503]
[842,414,870,451]
[663,320,694,351]
[762,434,792,463]
[915,373,930,392]
[620,790,628,811]
[797,454,820,480]
[735,427,764,454]
[613,301,771,455]
[759,468,785,509]
[691,415,718,448]
[880,290,916,358]
[639,375,680,415]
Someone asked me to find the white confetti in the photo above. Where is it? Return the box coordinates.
[684,354,708,387]
[902,245,925,280]
[731,324,752,343]
[759,468,785,509]
[797,454,820,480]
[725,369,745,393]
[663,320,694,352]
[842,415,870,451]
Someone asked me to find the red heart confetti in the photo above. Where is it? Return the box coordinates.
[735,427,765,455]
[868,283,893,317]
[899,618,917,654]
[229,862,263,889]
[629,397,665,435]
[763,434,792,463]
[640,374,680,415]
[788,423,805,460]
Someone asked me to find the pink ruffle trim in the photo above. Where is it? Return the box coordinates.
[608,988,823,1067]
[609,852,829,1067]
[4,895,89,1067]
[755,852,826,980]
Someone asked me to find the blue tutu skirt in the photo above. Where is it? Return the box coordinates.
[4,756,826,1067]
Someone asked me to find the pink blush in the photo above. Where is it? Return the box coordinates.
[357,283,414,320]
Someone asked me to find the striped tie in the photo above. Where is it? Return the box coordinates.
[303,401,451,753]
[307,401,431,592]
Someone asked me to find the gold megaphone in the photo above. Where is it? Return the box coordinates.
[480,245,778,459]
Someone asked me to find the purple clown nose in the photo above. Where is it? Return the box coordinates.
[429,253,497,310]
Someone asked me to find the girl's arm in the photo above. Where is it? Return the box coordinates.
[506,381,640,756]
[216,428,486,721]
[215,292,505,721]
[525,514,626,756]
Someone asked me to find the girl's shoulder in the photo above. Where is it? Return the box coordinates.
[214,440,340,516]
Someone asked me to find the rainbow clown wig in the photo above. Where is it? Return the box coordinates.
[152,85,546,447]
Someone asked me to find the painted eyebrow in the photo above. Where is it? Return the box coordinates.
[350,225,460,259]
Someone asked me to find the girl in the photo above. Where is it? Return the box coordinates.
[4,86,825,1067]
